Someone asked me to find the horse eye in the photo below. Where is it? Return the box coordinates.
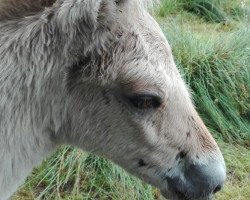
[128,94,162,110]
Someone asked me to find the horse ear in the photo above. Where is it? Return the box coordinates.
[55,0,117,40]
[0,0,56,20]
[0,0,117,22]
[95,0,117,31]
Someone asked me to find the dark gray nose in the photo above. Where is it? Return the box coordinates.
[166,158,226,199]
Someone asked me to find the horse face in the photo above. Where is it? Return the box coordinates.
[66,1,226,199]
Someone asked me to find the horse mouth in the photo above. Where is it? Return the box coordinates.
[160,189,214,200]
[161,189,188,200]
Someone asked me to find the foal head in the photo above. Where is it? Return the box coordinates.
[64,0,226,199]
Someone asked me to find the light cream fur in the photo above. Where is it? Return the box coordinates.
[0,1,226,199]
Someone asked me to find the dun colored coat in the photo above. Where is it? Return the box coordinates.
[0,0,226,199]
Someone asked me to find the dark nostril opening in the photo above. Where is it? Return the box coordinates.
[213,185,222,194]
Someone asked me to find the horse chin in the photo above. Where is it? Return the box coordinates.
[161,189,189,200]
[160,189,214,200]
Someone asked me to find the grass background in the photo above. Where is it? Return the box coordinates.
[13,0,250,199]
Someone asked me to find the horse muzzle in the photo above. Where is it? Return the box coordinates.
[161,156,226,200]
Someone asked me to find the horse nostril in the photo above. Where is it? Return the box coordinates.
[213,185,222,194]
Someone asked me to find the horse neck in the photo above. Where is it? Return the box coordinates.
[0,28,69,197]
[0,50,72,200]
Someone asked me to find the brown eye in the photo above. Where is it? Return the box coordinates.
[128,94,162,110]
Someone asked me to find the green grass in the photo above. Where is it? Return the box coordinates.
[160,22,250,143]
[13,1,250,199]
[157,0,250,22]
[215,142,250,200]
[12,144,250,200]
[182,0,228,22]
[157,0,180,17]
[13,147,157,200]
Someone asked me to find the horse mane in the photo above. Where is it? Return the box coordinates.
[0,0,157,21]
[0,0,56,20]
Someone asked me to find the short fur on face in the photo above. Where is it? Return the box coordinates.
[0,0,226,200]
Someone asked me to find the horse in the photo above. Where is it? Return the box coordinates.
[0,0,226,199]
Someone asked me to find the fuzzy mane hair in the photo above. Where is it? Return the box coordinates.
[0,0,55,20]
[0,0,157,20]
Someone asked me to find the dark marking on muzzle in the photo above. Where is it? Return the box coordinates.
[138,159,147,167]
[176,151,187,160]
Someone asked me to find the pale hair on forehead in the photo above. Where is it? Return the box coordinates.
[117,0,159,8]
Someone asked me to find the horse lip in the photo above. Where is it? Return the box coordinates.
[161,176,215,200]
[161,189,214,200]
[160,189,189,200]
